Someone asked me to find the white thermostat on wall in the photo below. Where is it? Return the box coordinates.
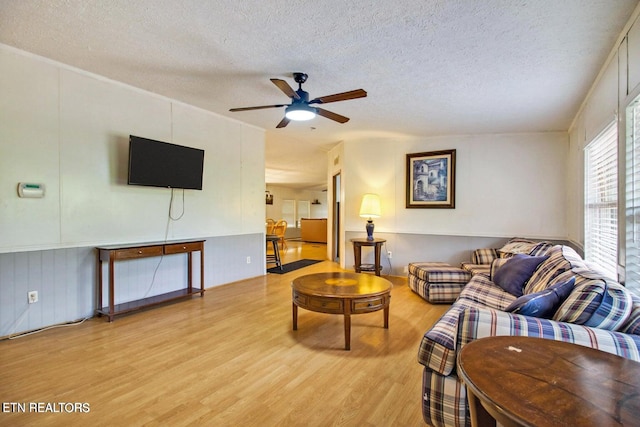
[17,182,45,198]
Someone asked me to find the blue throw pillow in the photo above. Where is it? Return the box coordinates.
[505,277,576,318]
[493,254,549,297]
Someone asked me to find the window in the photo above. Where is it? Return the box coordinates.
[626,96,640,295]
[585,121,618,279]
[282,199,295,227]
[281,199,311,228]
[296,200,310,228]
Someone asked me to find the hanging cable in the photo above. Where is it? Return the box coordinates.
[143,188,185,298]
[169,188,185,221]
[383,242,393,275]
[4,316,91,341]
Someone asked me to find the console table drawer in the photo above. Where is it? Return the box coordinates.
[352,296,386,313]
[114,245,163,260]
[164,241,203,254]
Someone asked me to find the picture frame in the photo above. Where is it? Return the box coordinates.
[406,149,456,208]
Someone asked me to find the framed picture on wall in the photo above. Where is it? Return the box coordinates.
[406,149,456,208]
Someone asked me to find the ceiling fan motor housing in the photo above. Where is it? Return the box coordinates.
[293,72,308,84]
[293,89,310,104]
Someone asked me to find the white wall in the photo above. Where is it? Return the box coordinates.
[1,46,62,249]
[0,45,266,336]
[344,133,568,238]
[333,133,568,273]
[338,133,569,272]
[0,45,265,253]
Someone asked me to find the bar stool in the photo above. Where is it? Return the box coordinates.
[266,234,282,270]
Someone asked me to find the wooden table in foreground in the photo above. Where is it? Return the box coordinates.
[457,336,640,427]
[291,272,392,350]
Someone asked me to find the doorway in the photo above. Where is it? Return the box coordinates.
[332,172,341,262]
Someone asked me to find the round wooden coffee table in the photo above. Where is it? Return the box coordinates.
[291,272,392,350]
[458,336,640,427]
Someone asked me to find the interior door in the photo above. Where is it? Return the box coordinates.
[332,173,341,262]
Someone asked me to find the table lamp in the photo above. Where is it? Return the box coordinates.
[359,193,381,241]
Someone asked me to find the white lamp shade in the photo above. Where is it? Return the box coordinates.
[359,193,381,218]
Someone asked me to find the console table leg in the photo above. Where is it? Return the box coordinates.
[187,252,193,294]
[200,248,205,296]
[108,257,115,322]
[344,314,351,350]
[97,255,103,316]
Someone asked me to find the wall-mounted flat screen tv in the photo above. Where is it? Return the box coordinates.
[128,135,205,190]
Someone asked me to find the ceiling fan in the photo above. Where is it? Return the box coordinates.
[229,72,367,128]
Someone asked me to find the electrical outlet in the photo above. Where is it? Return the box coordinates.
[246,256,251,264]
[387,251,392,259]
[403,266,408,274]
[28,291,38,304]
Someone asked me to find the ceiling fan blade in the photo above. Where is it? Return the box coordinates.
[229,104,286,112]
[276,117,290,128]
[271,79,300,100]
[315,108,349,124]
[310,89,367,104]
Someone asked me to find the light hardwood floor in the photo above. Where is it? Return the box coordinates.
[0,242,448,426]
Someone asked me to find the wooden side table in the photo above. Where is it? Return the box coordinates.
[457,336,640,427]
[351,238,386,276]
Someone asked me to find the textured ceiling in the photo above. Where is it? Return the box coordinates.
[0,0,637,190]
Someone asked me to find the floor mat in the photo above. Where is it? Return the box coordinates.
[267,259,322,274]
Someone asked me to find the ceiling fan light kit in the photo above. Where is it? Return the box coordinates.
[285,104,316,121]
[230,72,366,128]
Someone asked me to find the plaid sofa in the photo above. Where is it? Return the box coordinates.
[460,237,555,276]
[418,244,640,427]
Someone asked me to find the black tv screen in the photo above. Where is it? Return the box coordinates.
[128,135,204,190]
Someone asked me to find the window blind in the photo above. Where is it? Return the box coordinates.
[626,97,640,294]
[282,199,295,227]
[585,121,618,280]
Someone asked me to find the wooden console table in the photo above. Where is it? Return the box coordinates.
[96,239,205,321]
